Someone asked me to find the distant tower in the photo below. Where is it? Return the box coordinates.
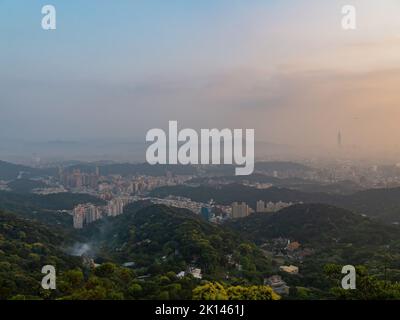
[337,131,342,148]
[58,166,64,182]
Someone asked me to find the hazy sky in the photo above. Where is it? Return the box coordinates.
[2,0,400,158]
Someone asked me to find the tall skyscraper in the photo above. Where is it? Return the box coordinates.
[337,131,342,147]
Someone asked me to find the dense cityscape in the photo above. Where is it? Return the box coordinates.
[6,156,400,231]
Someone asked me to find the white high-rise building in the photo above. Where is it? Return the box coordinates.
[231,202,251,218]
[73,203,103,229]
[73,204,87,229]
[256,200,266,213]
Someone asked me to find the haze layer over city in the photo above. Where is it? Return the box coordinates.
[2,0,400,164]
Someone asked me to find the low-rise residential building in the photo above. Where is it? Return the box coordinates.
[279,265,299,274]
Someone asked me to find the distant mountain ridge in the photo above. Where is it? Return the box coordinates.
[0,160,47,180]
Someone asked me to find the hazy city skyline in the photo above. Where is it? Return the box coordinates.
[2,0,400,161]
